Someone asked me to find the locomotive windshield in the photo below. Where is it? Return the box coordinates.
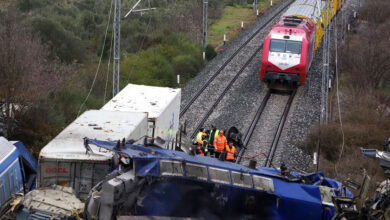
[270,39,302,54]
[270,39,286,52]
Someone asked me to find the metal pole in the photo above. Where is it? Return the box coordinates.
[113,0,121,97]
[202,0,208,50]
[320,1,329,125]
[325,3,331,124]
[316,141,320,172]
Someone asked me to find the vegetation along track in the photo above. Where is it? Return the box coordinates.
[237,90,296,167]
[182,0,294,138]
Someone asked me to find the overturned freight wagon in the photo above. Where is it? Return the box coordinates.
[101,84,181,148]
[38,110,148,200]
[84,138,353,220]
[0,137,37,215]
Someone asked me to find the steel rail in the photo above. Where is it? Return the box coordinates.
[264,89,296,167]
[189,46,262,139]
[235,91,271,164]
[179,0,294,118]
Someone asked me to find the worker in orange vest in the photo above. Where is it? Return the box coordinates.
[213,130,227,159]
[225,140,236,162]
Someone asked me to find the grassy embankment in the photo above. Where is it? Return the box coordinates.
[208,0,279,50]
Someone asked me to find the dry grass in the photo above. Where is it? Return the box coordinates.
[300,85,390,196]
[318,148,386,196]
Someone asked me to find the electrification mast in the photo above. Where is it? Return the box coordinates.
[112,0,154,97]
[320,0,330,125]
[112,0,121,97]
[202,0,208,58]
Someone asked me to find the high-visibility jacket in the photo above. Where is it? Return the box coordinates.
[226,145,236,161]
[208,129,219,147]
[214,135,227,153]
[196,132,205,145]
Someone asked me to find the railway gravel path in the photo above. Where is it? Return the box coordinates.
[180,0,361,171]
[180,0,294,135]
[243,93,291,166]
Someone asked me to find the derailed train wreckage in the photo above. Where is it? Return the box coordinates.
[83,138,353,220]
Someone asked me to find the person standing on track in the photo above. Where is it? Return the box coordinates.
[225,140,236,162]
[214,130,227,159]
[207,125,219,157]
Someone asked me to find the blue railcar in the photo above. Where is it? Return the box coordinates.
[84,138,353,220]
[0,137,37,213]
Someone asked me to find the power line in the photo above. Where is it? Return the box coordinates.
[77,0,114,117]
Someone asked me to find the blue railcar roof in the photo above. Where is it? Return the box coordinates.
[0,137,19,172]
[87,138,290,180]
[12,141,37,170]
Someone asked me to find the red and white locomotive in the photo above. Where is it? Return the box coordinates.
[260,0,341,88]
[260,16,316,87]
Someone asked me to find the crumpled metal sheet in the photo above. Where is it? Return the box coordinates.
[23,185,84,217]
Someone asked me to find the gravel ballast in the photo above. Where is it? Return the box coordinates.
[180,0,361,171]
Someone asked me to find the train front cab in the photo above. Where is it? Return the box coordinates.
[260,35,302,88]
[260,18,315,89]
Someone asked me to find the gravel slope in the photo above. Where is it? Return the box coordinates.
[180,0,293,135]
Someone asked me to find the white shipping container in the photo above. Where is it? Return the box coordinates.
[102,84,181,147]
[38,110,148,200]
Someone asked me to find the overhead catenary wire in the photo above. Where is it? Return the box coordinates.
[77,0,114,117]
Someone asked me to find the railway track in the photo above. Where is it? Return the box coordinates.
[184,0,294,138]
[189,47,261,138]
[236,90,296,167]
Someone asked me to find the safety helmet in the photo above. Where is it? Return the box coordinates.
[219,130,224,135]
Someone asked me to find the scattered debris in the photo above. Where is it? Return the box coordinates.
[5,185,84,220]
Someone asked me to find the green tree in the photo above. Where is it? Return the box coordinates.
[31,16,86,62]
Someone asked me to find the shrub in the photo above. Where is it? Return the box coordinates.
[31,16,86,62]
[121,32,203,87]
[121,49,176,87]
[205,44,217,61]
[299,124,342,162]
[17,0,49,12]
[173,54,203,81]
